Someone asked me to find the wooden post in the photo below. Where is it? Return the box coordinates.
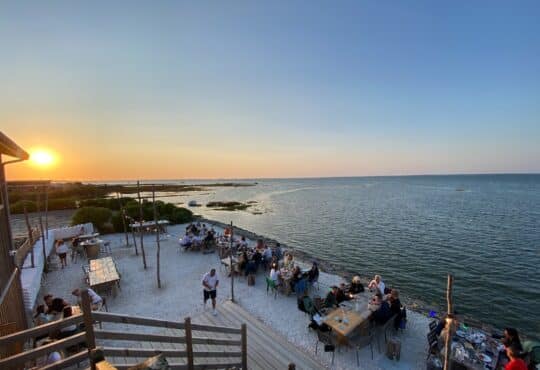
[23,205,35,268]
[36,192,48,272]
[136,181,147,269]
[443,274,454,370]
[130,214,139,255]
[81,289,97,370]
[116,192,130,248]
[241,323,247,370]
[44,185,49,239]
[229,221,235,303]
[152,186,161,288]
[184,317,194,370]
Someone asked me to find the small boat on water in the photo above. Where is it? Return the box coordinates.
[188,200,199,207]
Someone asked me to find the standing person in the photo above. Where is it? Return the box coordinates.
[55,240,69,268]
[202,268,219,316]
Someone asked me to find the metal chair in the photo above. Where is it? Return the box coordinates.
[315,329,338,365]
[350,322,375,364]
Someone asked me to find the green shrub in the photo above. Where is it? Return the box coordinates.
[10,200,37,214]
[71,207,112,233]
[111,212,126,233]
[169,207,193,224]
[47,198,77,210]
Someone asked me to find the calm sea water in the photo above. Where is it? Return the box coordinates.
[154,175,540,339]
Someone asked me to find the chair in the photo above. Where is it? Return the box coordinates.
[302,296,317,317]
[427,329,439,360]
[265,277,278,299]
[374,314,398,353]
[350,322,374,364]
[315,329,337,365]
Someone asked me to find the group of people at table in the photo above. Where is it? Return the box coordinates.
[179,222,218,251]
[31,288,104,366]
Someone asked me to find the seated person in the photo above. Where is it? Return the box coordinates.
[236,236,248,251]
[307,262,319,285]
[34,304,52,326]
[290,266,303,292]
[324,286,340,308]
[44,294,54,314]
[387,289,402,329]
[283,253,295,270]
[237,252,248,274]
[49,298,78,339]
[347,275,364,294]
[370,294,392,325]
[336,283,352,303]
[72,288,103,310]
[505,344,527,370]
[224,226,232,238]
[367,274,386,295]
[179,234,192,249]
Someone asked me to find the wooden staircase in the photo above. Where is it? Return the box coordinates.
[192,301,326,370]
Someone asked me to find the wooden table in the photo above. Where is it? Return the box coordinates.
[323,295,372,344]
[88,257,120,297]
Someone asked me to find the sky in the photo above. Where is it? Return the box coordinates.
[1,0,539,181]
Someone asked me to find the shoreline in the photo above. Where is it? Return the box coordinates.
[199,217,499,333]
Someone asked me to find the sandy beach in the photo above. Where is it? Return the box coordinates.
[36,222,430,370]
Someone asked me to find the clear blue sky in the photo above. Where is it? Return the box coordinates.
[1,1,539,180]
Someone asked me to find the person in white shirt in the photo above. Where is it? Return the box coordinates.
[269,267,279,282]
[202,269,219,315]
[368,274,386,295]
[72,288,103,310]
[55,240,69,268]
[179,234,192,250]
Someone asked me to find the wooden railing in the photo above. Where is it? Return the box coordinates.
[0,313,86,369]
[0,269,28,360]
[14,227,40,268]
[0,290,247,370]
[92,311,247,370]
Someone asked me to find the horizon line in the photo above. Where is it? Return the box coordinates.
[13,171,540,184]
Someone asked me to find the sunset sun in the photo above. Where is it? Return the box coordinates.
[30,150,55,167]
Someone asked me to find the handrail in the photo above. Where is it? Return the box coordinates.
[0,332,86,368]
[0,269,18,305]
[92,311,185,330]
[0,314,83,346]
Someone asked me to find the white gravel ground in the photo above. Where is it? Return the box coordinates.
[38,223,429,370]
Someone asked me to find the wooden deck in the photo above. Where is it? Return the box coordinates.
[192,301,326,370]
[100,300,325,370]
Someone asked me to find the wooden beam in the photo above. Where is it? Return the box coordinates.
[40,350,88,370]
[241,323,247,370]
[136,180,147,269]
[0,314,83,346]
[0,332,85,368]
[102,347,187,358]
[443,274,454,370]
[190,323,241,334]
[94,330,185,343]
[82,289,97,370]
[153,186,161,288]
[185,317,194,370]
[92,311,185,329]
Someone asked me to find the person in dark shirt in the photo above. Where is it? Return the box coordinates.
[371,294,392,325]
[347,275,364,294]
[307,262,319,285]
[336,283,352,303]
[387,289,402,329]
[324,286,339,308]
[502,328,523,352]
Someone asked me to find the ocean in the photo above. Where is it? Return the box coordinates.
[153,174,540,339]
[14,175,540,339]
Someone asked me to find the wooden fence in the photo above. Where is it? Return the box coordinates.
[14,227,40,268]
[0,269,28,361]
[0,290,248,370]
